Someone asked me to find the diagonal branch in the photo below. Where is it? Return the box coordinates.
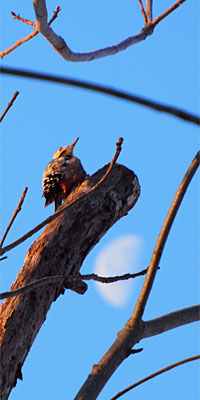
[1,67,199,125]
[0,6,61,59]
[138,0,148,25]
[0,187,28,248]
[11,12,34,26]
[110,355,200,400]
[92,138,123,190]
[153,0,186,27]
[32,0,186,62]
[132,150,200,322]
[0,91,19,123]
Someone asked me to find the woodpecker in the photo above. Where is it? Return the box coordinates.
[42,138,87,211]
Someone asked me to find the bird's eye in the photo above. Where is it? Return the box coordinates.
[58,149,71,158]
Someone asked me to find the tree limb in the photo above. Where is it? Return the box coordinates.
[132,150,200,322]
[1,67,199,125]
[74,150,199,400]
[32,0,186,62]
[0,163,140,400]
[142,305,200,339]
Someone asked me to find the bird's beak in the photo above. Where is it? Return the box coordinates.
[68,137,79,154]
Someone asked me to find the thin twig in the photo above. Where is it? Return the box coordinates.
[0,91,19,123]
[48,6,61,25]
[11,11,34,26]
[0,187,28,248]
[1,67,199,125]
[0,29,38,58]
[80,268,148,283]
[152,0,186,28]
[110,355,200,400]
[92,138,123,191]
[0,140,123,257]
[0,268,148,299]
[132,151,200,322]
[0,6,61,59]
[138,0,148,25]
[0,256,7,262]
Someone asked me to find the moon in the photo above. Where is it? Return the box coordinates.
[94,234,142,307]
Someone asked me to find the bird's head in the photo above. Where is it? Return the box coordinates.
[53,137,79,159]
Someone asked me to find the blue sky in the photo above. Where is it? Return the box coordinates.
[1,1,199,399]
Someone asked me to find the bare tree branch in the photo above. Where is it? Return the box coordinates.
[92,138,123,191]
[110,355,200,400]
[0,6,61,59]
[0,187,28,248]
[0,91,19,123]
[11,11,34,26]
[153,0,186,28]
[1,67,199,125]
[32,0,186,62]
[80,270,148,284]
[0,267,149,300]
[138,0,148,25]
[145,0,153,23]
[0,29,38,58]
[74,150,199,400]
[142,305,200,339]
[132,150,200,322]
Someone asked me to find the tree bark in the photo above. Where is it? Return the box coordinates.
[0,163,140,400]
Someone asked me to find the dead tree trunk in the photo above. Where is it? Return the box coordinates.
[0,164,140,400]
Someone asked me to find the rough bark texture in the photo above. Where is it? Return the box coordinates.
[0,164,140,400]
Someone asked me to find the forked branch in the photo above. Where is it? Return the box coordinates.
[32,0,186,62]
[0,6,61,59]
[0,1,186,60]
[74,150,199,400]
